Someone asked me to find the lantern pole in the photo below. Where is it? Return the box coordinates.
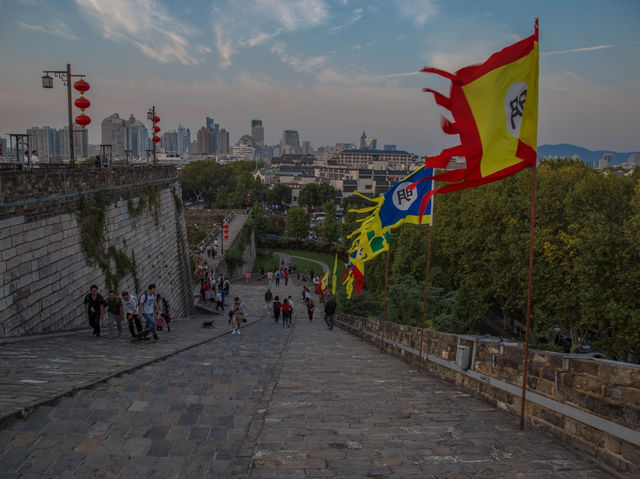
[42,63,86,165]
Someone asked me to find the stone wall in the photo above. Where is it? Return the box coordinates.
[0,166,193,337]
[337,314,640,478]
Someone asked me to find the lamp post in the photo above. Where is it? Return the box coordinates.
[99,144,112,167]
[124,149,132,166]
[8,134,30,166]
[147,106,161,164]
[41,63,87,165]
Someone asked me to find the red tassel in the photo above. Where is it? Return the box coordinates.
[423,88,452,109]
[441,116,458,135]
[421,67,456,81]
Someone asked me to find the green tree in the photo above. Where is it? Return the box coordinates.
[322,201,340,243]
[179,159,219,202]
[299,183,336,209]
[268,183,292,205]
[251,203,270,237]
[285,207,310,240]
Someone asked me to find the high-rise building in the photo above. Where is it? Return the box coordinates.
[162,130,178,153]
[0,137,7,158]
[218,129,230,154]
[206,116,214,130]
[177,124,191,153]
[126,115,148,159]
[599,153,614,169]
[281,130,300,154]
[383,144,397,151]
[197,127,216,154]
[301,141,312,155]
[628,154,639,166]
[251,119,264,147]
[360,131,377,150]
[59,125,88,160]
[27,126,60,163]
[101,113,127,157]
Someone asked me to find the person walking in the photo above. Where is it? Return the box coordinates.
[281,298,292,328]
[275,270,280,286]
[230,297,245,335]
[267,270,273,285]
[287,296,295,321]
[272,295,281,325]
[30,150,39,169]
[139,283,160,340]
[324,294,337,330]
[104,290,124,338]
[156,293,172,332]
[284,269,289,286]
[245,270,251,283]
[306,298,315,322]
[84,285,105,337]
[264,288,273,309]
[122,292,142,338]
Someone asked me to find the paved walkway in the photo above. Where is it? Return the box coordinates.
[0,281,612,478]
[274,253,330,275]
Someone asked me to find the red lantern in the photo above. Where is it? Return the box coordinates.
[153,126,161,133]
[224,234,229,239]
[152,136,161,143]
[75,114,91,128]
[73,79,90,94]
[153,116,160,123]
[223,229,229,234]
[74,97,91,111]
[223,223,229,228]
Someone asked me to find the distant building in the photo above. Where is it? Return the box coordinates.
[251,119,264,147]
[383,144,397,151]
[59,125,89,160]
[218,129,230,154]
[206,116,214,130]
[360,131,377,150]
[28,126,60,163]
[301,141,312,155]
[177,124,191,154]
[281,130,300,154]
[126,114,148,159]
[337,149,415,168]
[599,153,613,169]
[197,127,216,154]
[162,130,178,153]
[0,137,7,158]
[101,113,127,158]
[628,154,640,166]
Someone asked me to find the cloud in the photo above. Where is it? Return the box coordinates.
[542,44,613,56]
[328,8,364,34]
[395,0,438,26]
[212,0,330,67]
[271,42,328,73]
[17,18,77,40]
[75,0,207,65]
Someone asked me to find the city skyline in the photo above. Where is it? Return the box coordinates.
[0,0,639,154]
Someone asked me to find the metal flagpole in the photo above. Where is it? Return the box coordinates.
[519,165,537,430]
[380,239,391,353]
[418,222,434,372]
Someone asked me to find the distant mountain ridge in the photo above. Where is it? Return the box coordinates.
[538,144,640,166]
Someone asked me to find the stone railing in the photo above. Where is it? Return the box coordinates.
[336,314,640,478]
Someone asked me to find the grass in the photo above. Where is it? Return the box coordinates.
[269,249,348,280]
[252,252,279,273]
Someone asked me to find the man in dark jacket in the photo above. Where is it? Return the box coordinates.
[324,294,337,330]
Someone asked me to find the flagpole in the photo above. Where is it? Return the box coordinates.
[519,165,537,430]
[380,244,391,353]
[418,224,433,372]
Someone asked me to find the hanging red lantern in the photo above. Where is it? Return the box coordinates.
[74,97,91,111]
[223,223,229,228]
[75,114,91,128]
[224,234,229,239]
[73,79,90,94]
[223,229,229,234]
[153,116,160,123]
[153,126,161,133]
[152,136,161,143]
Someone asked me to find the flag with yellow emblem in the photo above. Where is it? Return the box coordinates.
[320,270,329,292]
[414,20,539,217]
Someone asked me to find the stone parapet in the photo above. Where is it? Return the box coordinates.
[337,314,640,478]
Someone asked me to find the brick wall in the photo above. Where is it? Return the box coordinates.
[337,314,640,478]
[0,166,192,336]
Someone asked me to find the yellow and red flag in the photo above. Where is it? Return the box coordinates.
[320,270,330,292]
[416,20,539,217]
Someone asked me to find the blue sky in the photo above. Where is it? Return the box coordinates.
[1,0,639,154]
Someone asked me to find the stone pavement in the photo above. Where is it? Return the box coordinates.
[0,279,614,478]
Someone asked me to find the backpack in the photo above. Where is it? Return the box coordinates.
[199,270,206,280]
[273,300,281,311]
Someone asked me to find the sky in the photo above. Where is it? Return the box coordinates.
[0,0,639,155]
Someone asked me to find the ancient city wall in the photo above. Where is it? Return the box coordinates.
[0,166,193,337]
[337,314,640,478]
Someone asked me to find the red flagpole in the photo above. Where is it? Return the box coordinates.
[418,224,433,371]
[519,165,537,430]
[380,244,391,353]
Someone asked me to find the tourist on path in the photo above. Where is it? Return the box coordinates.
[245,271,251,283]
[287,296,295,320]
[264,288,273,308]
[284,269,289,286]
[267,270,273,285]
[230,297,246,334]
[139,284,160,340]
[324,294,337,330]
[104,290,124,338]
[122,292,142,338]
[281,298,292,328]
[272,295,281,325]
[156,293,172,332]
[306,298,315,322]
[84,285,105,337]
[30,150,39,169]
[275,270,281,286]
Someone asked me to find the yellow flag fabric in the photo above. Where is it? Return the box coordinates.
[331,254,338,295]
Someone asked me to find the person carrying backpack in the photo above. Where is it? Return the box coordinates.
[156,293,171,332]
[281,298,292,328]
[139,284,160,340]
[306,299,315,322]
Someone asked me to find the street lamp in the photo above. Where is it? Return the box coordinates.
[147,106,161,164]
[41,63,89,165]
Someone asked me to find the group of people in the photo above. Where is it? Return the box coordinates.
[22,150,39,169]
[263,284,336,330]
[83,283,171,340]
[199,238,219,259]
[199,265,230,311]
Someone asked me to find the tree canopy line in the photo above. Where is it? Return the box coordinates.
[179,158,640,362]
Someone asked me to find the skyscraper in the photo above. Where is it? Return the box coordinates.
[27,126,59,163]
[127,114,149,159]
[301,141,312,155]
[281,130,300,154]
[218,129,230,154]
[101,113,127,157]
[59,125,88,160]
[197,127,216,154]
[251,119,264,147]
[162,130,178,153]
[177,124,191,153]
[206,117,214,130]
[360,131,377,150]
